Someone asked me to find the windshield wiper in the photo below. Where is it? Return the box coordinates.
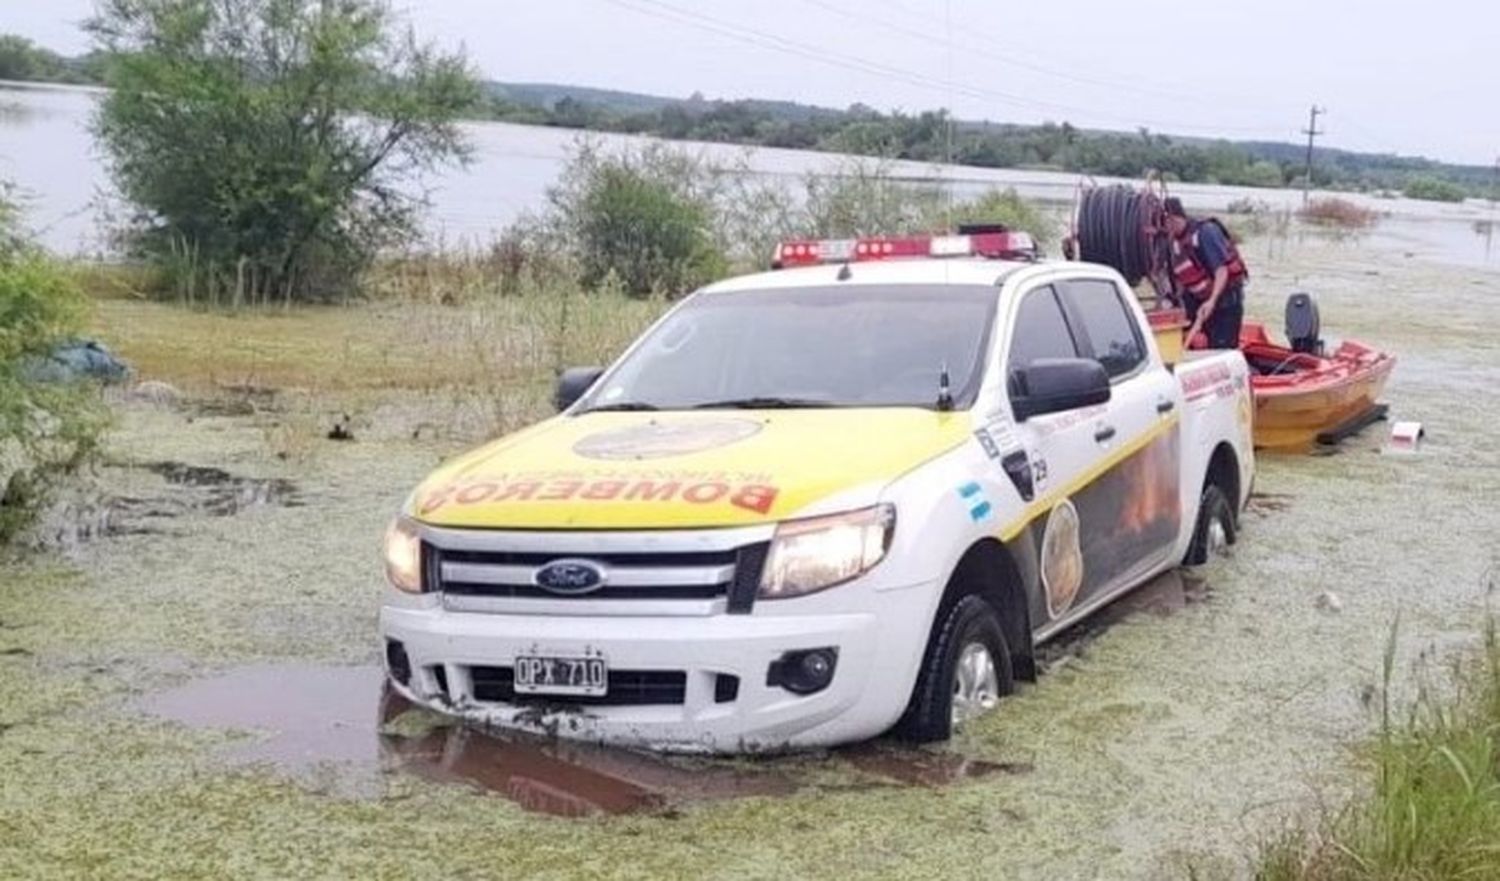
[691,396,837,410]
[582,401,660,412]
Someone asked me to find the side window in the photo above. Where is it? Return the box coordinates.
[1063,279,1146,379]
[1005,286,1080,380]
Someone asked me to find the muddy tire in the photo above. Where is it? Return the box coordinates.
[1185,483,1236,566]
[893,594,1014,743]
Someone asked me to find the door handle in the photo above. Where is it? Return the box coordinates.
[1157,399,1175,414]
[1093,425,1117,443]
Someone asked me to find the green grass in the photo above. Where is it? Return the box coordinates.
[1255,605,1500,880]
[83,260,664,395]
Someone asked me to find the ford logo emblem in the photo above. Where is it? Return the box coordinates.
[533,559,608,595]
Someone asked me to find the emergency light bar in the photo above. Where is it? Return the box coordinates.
[772,231,1037,269]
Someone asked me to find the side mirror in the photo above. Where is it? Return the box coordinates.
[1009,358,1111,421]
[555,366,606,412]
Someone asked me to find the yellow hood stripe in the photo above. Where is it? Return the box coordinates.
[413,409,973,529]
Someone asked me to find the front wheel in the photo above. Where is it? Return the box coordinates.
[893,595,1015,743]
[1185,483,1236,566]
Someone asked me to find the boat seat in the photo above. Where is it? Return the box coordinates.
[1285,292,1322,355]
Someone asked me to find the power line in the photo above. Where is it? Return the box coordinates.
[803,0,1221,107]
[1301,104,1325,204]
[600,0,1291,138]
[863,0,1284,111]
[599,0,1052,112]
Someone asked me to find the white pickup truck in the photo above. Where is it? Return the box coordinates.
[379,230,1255,752]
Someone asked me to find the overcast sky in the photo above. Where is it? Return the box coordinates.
[12,0,1498,165]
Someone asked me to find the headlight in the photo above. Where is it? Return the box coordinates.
[758,504,895,599]
[383,516,424,593]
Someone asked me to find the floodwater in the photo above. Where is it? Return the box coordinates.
[5,80,1499,267]
[137,660,1030,817]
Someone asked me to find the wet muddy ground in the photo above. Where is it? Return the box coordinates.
[136,661,1021,817]
[1,236,1498,879]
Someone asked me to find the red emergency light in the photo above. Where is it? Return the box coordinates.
[772,230,1037,269]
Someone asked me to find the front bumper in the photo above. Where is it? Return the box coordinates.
[380,585,933,752]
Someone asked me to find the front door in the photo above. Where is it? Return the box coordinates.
[1054,277,1183,593]
[996,282,1108,625]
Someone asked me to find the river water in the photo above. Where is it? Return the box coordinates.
[3,80,1498,268]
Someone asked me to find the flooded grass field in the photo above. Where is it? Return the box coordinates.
[1,236,1497,879]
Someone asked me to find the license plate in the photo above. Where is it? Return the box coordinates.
[514,655,608,697]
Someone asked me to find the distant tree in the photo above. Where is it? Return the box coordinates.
[87,0,480,303]
[1403,176,1468,203]
[0,33,84,83]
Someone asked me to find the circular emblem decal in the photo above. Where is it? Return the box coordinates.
[573,418,762,461]
[1041,499,1084,619]
[534,559,608,595]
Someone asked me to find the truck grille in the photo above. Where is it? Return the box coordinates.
[470,666,688,706]
[424,541,769,612]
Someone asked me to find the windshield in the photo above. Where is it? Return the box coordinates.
[580,284,998,411]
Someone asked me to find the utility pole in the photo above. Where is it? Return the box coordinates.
[1488,155,1498,258]
[1301,105,1325,204]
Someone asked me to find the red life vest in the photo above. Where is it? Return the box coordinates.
[1171,218,1248,298]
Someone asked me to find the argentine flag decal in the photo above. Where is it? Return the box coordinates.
[957,481,991,522]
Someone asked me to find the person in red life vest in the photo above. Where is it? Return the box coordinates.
[1163,197,1249,349]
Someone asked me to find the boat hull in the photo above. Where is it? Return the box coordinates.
[1240,323,1396,452]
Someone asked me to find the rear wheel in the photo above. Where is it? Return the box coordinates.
[1185,483,1236,566]
[894,594,1014,742]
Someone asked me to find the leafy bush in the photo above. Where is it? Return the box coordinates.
[543,143,727,296]
[956,187,1056,243]
[0,203,107,543]
[527,146,1057,289]
[1298,197,1379,229]
[1403,176,1468,203]
[88,0,480,304]
[799,161,948,238]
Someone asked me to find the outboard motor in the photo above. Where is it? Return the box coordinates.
[1285,292,1322,355]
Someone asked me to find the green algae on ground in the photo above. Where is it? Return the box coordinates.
[1,236,1498,879]
[378,707,455,741]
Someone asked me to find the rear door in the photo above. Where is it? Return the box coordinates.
[1055,276,1183,589]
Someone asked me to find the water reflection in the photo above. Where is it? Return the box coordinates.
[137,574,1210,816]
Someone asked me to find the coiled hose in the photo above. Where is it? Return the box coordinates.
[1073,184,1175,301]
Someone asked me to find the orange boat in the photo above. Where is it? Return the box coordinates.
[1143,296,1395,452]
[1239,322,1396,452]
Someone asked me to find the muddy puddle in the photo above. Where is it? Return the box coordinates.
[1246,491,1295,514]
[137,662,1033,817]
[35,460,300,549]
[134,574,1206,818]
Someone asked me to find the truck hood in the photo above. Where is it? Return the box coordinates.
[412,409,971,529]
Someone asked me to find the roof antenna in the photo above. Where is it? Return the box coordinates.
[836,262,853,281]
[936,362,953,411]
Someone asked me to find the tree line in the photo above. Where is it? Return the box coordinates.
[485,95,1487,202]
